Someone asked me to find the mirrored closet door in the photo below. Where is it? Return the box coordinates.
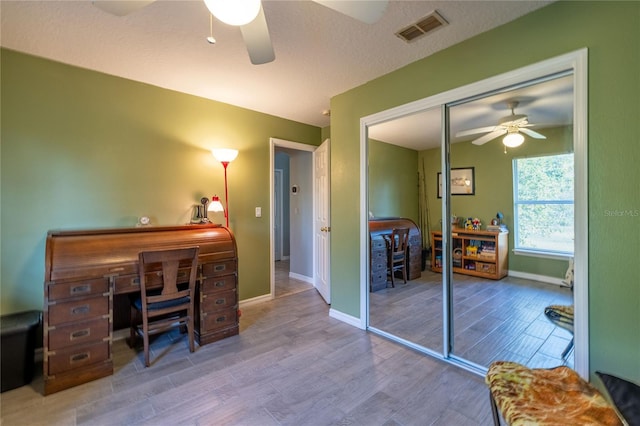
[363,50,587,376]
[446,74,576,371]
[367,106,443,357]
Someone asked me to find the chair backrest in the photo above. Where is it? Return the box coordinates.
[391,228,409,255]
[138,247,199,311]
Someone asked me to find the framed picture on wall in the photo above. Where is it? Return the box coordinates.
[437,167,475,198]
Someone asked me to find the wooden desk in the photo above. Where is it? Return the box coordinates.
[369,218,422,291]
[43,225,238,395]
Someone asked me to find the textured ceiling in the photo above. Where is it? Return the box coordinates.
[369,74,574,150]
[1,0,554,129]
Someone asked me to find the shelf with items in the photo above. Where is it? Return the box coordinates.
[431,228,509,280]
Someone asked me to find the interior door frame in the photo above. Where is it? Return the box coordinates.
[359,48,589,378]
[269,137,322,298]
[274,168,284,261]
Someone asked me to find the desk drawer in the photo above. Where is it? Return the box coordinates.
[371,238,386,250]
[200,289,237,312]
[48,278,109,302]
[202,260,236,277]
[47,341,110,375]
[371,258,386,273]
[200,275,236,294]
[48,295,109,326]
[113,268,192,294]
[48,317,110,350]
[201,307,237,332]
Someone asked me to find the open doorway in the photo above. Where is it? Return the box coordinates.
[270,138,330,303]
[273,148,314,298]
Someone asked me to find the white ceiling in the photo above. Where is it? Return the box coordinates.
[1,0,556,129]
[369,74,574,150]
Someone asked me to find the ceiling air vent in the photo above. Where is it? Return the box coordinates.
[395,10,448,43]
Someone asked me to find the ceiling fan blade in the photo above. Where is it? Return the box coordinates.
[240,5,275,65]
[312,0,389,24]
[92,0,155,16]
[456,125,499,138]
[519,128,547,139]
[472,129,507,145]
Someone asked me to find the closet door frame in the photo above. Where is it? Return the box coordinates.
[359,48,588,378]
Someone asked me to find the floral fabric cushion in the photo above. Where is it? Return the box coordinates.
[544,304,574,332]
[486,361,622,425]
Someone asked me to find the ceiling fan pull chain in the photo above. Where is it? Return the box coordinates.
[207,13,216,45]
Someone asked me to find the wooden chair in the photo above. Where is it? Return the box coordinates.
[384,227,409,287]
[130,247,199,367]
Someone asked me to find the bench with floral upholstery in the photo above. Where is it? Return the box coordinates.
[485,361,628,426]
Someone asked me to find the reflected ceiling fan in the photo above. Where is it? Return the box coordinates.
[92,0,389,65]
[456,101,546,148]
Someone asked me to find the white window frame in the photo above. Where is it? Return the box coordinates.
[513,153,575,259]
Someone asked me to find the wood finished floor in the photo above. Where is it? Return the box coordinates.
[0,261,494,426]
[370,269,574,370]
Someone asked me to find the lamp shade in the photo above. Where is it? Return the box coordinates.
[212,148,239,164]
[203,0,261,26]
[503,132,525,148]
[208,195,225,212]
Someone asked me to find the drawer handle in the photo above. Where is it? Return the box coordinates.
[70,352,89,363]
[215,298,226,305]
[214,264,226,272]
[216,316,227,323]
[70,329,90,339]
[71,284,91,294]
[215,280,225,287]
[131,277,140,285]
[71,305,90,315]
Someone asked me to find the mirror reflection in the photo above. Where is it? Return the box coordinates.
[367,74,575,370]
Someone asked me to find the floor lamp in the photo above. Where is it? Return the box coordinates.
[210,148,238,228]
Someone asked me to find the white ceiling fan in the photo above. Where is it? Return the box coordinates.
[92,0,389,65]
[456,101,547,147]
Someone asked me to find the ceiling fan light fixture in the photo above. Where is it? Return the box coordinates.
[204,0,261,26]
[503,132,525,148]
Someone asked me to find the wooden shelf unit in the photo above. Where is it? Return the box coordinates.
[431,228,508,280]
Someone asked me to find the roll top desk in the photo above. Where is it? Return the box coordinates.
[43,224,238,395]
[369,218,422,292]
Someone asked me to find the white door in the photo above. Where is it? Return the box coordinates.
[314,139,330,303]
[274,169,283,261]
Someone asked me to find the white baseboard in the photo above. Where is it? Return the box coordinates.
[239,293,273,307]
[508,270,571,287]
[289,272,313,285]
[329,308,365,330]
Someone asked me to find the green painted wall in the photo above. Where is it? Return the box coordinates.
[1,48,321,314]
[330,1,639,380]
[367,139,418,222]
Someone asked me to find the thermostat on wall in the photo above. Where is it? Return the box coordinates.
[291,185,299,195]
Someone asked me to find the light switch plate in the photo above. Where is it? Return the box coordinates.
[255,207,262,217]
